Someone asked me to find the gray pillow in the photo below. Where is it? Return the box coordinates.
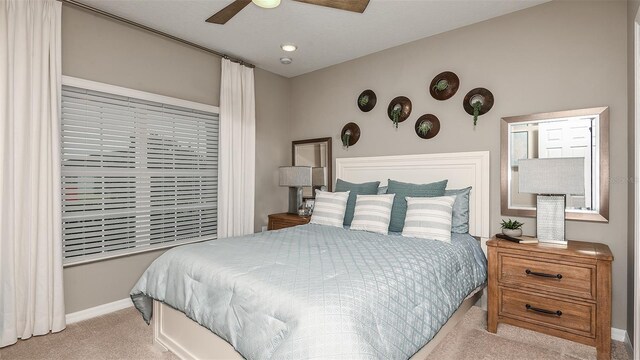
[445,187,472,234]
[387,179,448,232]
[335,178,381,226]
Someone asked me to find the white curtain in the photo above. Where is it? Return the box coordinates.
[218,59,256,238]
[0,0,65,347]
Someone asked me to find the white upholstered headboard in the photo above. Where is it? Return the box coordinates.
[335,151,490,240]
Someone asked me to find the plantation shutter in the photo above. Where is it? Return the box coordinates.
[61,85,218,264]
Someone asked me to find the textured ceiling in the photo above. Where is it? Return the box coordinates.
[78,0,548,77]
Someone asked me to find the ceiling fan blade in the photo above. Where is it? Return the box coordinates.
[206,0,252,24]
[293,0,370,13]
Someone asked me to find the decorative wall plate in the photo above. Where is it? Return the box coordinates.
[429,71,460,101]
[387,96,412,127]
[463,88,494,116]
[463,88,494,125]
[357,89,377,112]
[415,114,440,139]
[341,122,361,148]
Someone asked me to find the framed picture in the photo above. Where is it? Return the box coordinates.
[301,199,315,216]
[511,131,528,167]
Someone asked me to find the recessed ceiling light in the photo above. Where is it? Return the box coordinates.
[281,44,297,52]
[280,57,292,65]
[252,0,281,9]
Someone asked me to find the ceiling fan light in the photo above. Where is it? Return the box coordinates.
[252,0,281,9]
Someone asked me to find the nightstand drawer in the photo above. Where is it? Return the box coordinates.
[499,254,595,300]
[269,219,302,230]
[267,213,311,230]
[499,288,595,338]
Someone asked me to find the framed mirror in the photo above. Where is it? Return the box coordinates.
[501,107,609,222]
[292,137,332,198]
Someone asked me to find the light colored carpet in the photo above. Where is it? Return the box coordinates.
[0,308,177,360]
[0,306,632,360]
[427,306,632,360]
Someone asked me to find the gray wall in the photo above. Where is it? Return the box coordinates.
[289,1,629,330]
[254,68,291,232]
[61,4,289,313]
[628,0,640,344]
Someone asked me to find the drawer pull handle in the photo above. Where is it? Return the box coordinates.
[525,269,562,279]
[525,304,562,317]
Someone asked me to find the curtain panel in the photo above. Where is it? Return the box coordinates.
[218,59,256,238]
[0,0,66,347]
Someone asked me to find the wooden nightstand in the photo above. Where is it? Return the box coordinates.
[267,213,311,230]
[487,237,613,360]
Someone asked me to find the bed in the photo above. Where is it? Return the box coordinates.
[131,151,491,359]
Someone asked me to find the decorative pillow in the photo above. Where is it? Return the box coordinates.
[387,179,448,232]
[310,190,350,227]
[402,195,456,242]
[335,179,380,226]
[377,186,388,195]
[445,187,472,234]
[349,194,396,235]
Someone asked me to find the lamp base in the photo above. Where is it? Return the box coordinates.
[288,187,303,214]
[536,194,566,244]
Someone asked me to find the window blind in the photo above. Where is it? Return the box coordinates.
[61,85,218,264]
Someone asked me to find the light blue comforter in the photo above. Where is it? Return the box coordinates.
[131,224,487,360]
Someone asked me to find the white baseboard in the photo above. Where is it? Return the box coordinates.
[611,328,633,353]
[65,298,133,324]
[623,330,634,354]
[611,327,632,346]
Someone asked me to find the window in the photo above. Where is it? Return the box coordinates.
[60,77,218,265]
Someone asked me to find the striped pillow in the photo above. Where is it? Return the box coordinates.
[310,190,350,227]
[402,195,456,242]
[349,194,396,235]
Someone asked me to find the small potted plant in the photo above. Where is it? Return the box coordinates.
[390,106,402,128]
[358,94,369,107]
[500,219,524,237]
[432,79,449,93]
[342,129,352,148]
[417,120,432,137]
[472,100,483,126]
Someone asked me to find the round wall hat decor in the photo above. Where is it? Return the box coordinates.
[357,89,377,112]
[341,122,361,148]
[414,114,440,139]
[387,96,412,128]
[463,88,494,126]
[429,71,460,101]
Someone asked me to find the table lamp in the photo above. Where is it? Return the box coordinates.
[279,166,312,214]
[518,157,585,244]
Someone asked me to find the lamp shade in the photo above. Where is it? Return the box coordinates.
[279,166,312,187]
[519,158,585,195]
[312,167,327,186]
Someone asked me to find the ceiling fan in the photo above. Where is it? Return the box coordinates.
[206,0,370,25]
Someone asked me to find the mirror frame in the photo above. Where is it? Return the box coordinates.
[292,137,333,192]
[500,107,609,222]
